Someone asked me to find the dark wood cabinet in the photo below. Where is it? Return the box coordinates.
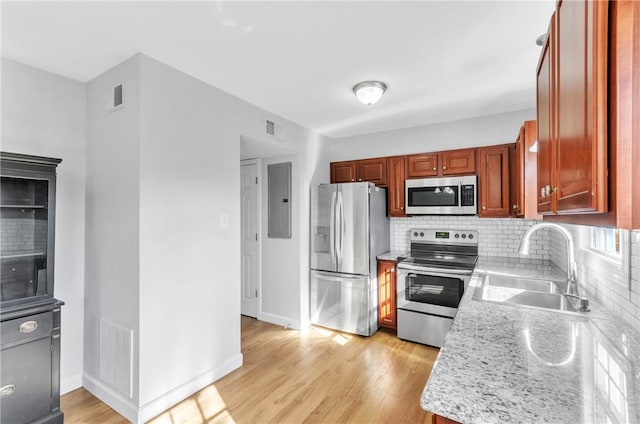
[406,153,439,178]
[441,148,476,175]
[356,157,387,186]
[0,152,64,424]
[330,157,387,186]
[407,148,475,178]
[514,120,542,219]
[330,160,357,183]
[432,414,461,424]
[377,259,397,330]
[387,156,406,217]
[477,145,511,217]
[536,0,609,215]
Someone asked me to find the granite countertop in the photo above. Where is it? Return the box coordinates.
[421,256,640,424]
[377,250,408,261]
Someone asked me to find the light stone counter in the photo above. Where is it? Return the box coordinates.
[421,257,640,424]
[376,250,408,262]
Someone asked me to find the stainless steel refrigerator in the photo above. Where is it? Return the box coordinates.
[310,182,390,336]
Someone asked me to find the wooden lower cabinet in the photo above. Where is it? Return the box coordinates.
[377,259,397,330]
[432,414,461,424]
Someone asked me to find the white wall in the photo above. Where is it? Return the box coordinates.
[84,55,142,410]
[1,58,86,394]
[328,109,535,161]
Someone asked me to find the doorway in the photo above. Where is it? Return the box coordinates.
[241,159,261,318]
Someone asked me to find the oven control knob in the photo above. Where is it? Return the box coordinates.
[468,234,474,239]
[413,231,418,237]
[461,234,467,239]
[419,232,424,237]
[454,233,459,238]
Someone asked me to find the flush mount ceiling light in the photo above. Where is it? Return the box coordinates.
[352,81,387,105]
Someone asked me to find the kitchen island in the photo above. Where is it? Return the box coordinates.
[421,257,640,424]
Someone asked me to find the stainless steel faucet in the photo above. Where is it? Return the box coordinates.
[518,222,579,296]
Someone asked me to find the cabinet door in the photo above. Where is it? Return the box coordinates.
[377,260,397,329]
[478,145,511,217]
[1,338,52,424]
[514,127,524,217]
[330,161,356,183]
[536,16,555,214]
[357,157,388,186]
[554,0,608,213]
[442,148,476,175]
[387,156,406,217]
[406,153,439,178]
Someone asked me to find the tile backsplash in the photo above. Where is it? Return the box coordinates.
[391,216,549,260]
[549,224,640,331]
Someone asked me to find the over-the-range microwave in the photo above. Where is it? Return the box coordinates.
[405,175,477,215]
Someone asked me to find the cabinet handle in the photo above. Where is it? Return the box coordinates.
[19,320,38,333]
[0,384,16,398]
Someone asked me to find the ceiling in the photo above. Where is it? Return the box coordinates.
[1,1,554,139]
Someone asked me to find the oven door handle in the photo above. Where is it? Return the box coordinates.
[398,263,474,276]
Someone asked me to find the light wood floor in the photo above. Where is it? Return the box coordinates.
[62,316,438,423]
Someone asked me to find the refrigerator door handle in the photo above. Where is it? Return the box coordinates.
[313,270,366,282]
[330,190,336,264]
[337,190,344,265]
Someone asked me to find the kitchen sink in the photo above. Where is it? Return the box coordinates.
[472,275,576,313]
[482,274,561,294]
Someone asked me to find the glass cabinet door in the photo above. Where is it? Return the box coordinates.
[1,177,50,302]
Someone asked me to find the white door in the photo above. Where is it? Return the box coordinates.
[241,159,260,317]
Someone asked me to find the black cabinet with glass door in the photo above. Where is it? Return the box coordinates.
[0,152,64,424]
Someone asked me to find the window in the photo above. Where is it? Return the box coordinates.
[577,226,630,289]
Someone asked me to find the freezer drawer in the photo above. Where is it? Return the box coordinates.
[310,270,378,336]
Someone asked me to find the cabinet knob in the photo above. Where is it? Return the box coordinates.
[400,206,404,210]
[391,268,395,273]
[513,204,518,209]
[358,178,362,182]
[19,320,38,333]
[433,167,437,171]
[0,384,16,398]
[443,166,447,170]
[482,206,487,210]
[351,179,355,182]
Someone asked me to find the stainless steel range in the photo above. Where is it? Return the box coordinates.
[396,229,478,347]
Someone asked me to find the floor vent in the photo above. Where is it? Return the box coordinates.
[99,319,133,398]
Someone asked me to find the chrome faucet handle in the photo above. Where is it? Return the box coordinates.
[564,293,590,312]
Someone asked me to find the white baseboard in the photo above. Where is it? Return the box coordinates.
[83,353,243,424]
[60,373,83,395]
[138,353,243,423]
[83,373,139,423]
[259,312,300,330]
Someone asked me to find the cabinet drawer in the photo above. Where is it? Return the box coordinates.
[1,312,52,348]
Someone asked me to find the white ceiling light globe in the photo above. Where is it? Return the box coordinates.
[353,81,387,105]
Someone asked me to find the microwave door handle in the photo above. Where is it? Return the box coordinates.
[458,180,462,209]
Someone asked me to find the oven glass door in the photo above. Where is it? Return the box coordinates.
[407,185,459,208]
[405,273,464,309]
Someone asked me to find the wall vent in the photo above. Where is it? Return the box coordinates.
[263,117,284,140]
[105,83,125,112]
[99,319,133,398]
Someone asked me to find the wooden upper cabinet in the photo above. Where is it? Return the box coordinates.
[387,156,406,217]
[515,120,542,219]
[330,158,387,186]
[442,148,476,175]
[477,145,511,217]
[357,157,388,186]
[554,0,608,213]
[406,153,439,177]
[407,149,475,178]
[536,15,555,214]
[330,161,356,183]
[536,1,609,216]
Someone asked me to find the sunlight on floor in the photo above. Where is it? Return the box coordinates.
[332,333,351,346]
[149,385,236,424]
[308,325,353,346]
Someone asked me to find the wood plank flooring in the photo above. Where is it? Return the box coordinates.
[61,316,438,423]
